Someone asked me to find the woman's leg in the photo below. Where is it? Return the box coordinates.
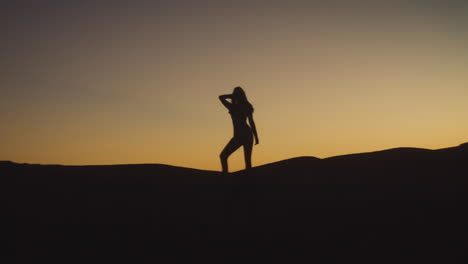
[220,138,242,173]
[243,133,254,170]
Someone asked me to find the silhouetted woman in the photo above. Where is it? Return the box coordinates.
[219,87,259,173]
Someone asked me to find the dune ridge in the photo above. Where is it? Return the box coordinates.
[5,142,468,263]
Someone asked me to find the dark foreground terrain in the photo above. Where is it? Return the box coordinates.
[5,143,468,263]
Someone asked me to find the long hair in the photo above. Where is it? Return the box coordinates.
[233,86,254,114]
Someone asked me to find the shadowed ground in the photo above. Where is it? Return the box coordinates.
[5,143,468,263]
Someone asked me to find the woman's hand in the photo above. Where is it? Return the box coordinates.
[255,137,259,145]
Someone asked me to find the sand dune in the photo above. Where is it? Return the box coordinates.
[5,143,468,263]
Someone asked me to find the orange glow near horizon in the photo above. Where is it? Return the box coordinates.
[2,2,468,171]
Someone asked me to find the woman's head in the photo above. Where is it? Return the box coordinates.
[232,86,253,113]
[232,86,247,103]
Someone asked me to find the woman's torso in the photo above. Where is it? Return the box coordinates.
[230,105,252,138]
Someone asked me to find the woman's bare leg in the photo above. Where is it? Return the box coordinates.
[243,143,252,170]
[243,134,254,170]
[220,138,242,173]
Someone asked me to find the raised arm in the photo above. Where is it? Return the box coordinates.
[219,94,233,110]
[248,113,259,145]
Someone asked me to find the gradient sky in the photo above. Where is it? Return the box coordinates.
[2,0,468,171]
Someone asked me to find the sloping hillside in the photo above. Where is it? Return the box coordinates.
[5,143,468,263]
